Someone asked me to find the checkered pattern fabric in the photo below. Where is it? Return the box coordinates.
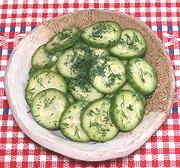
[0,0,179,167]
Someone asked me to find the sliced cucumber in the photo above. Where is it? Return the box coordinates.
[127,58,157,95]
[29,67,36,77]
[81,21,121,48]
[72,41,89,49]
[73,43,109,58]
[91,48,109,58]
[121,83,135,92]
[32,45,50,69]
[57,49,91,78]
[121,83,146,105]
[31,44,58,69]
[89,56,126,94]
[122,60,127,65]
[60,101,90,142]
[67,93,75,104]
[81,99,118,142]
[104,94,114,99]
[73,42,110,57]
[31,88,68,130]
[25,69,67,105]
[110,90,145,131]
[50,63,58,72]
[50,52,64,72]
[110,29,147,59]
[45,27,82,54]
[68,76,103,102]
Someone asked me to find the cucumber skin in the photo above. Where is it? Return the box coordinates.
[46,28,82,54]
[120,83,147,106]
[32,47,63,70]
[31,88,68,130]
[81,21,121,49]
[31,45,57,69]
[110,90,145,132]
[29,67,37,77]
[109,48,147,60]
[80,98,119,143]
[67,93,75,104]
[126,59,157,96]
[25,69,68,106]
[109,28,147,60]
[81,36,120,49]
[59,101,90,142]
[110,93,124,130]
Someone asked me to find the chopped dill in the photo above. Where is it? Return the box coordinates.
[120,31,142,52]
[140,68,145,83]
[74,126,80,139]
[89,22,117,39]
[58,28,72,41]
[60,123,69,129]
[127,104,133,111]
[43,96,56,108]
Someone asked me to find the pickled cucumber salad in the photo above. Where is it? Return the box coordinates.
[25,21,157,142]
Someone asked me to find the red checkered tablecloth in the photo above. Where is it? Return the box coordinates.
[0,0,180,167]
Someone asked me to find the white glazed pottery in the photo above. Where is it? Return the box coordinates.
[4,10,175,161]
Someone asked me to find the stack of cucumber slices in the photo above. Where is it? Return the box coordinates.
[25,21,157,142]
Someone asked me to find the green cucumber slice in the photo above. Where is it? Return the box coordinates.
[81,98,118,142]
[81,21,121,48]
[110,90,145,131]
[31,88,68,130]
[126,58,157,95]
[60,101,90,142]
[110,29,147,59]
[25,69,67,105]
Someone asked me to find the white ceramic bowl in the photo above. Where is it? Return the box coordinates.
[4,10,175,161]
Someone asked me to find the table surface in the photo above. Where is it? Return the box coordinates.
[0,0,179,167]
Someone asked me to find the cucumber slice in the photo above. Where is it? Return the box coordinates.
[121,60,127,65]
[50,52,64,72]
[121,83,146,105]
[25,69,67,105]
[45,27,82,54]
[73,42,109,58]
[91,48,109,58]
[121,83,135,91]
[104,94,114,99]
[29,67,36,77]
[31,88,68,130]
[67,93,75,104]
[81,99,118,142]
[57,49,92,78]
[50,63,58,72]
[110,90,145,131]
[127,58,157,95]
[69,76,103,102]
[72,41,89,49]
[89,56,126,94]
[81,21,121,48]
[60,101,90,142]
[31,44,58,69]
[110,29,147,59]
